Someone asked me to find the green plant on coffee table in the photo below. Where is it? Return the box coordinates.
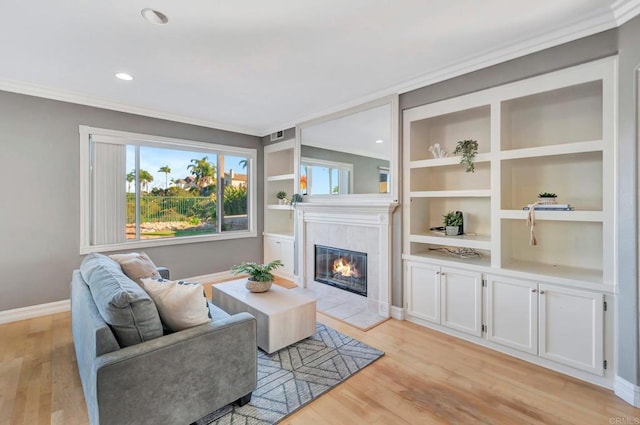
[443,211,463,227]
[276,191,287,200]
[231,260,283,282]
[453,139,479,173]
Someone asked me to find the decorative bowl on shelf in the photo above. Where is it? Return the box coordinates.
[245,279,273,293]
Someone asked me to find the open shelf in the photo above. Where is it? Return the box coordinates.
[409,105,491,162]
[410,152,491,169]
[265,147,294,177]
[403,59,612,285]
[499,140,603,160]
[410,232,491,250]
[410,162,490,192]
[500,260,603,286]
[500,219,603,280]
[264,140,297,244]
[404,247,492,268]
[410,197,491,238]
[500,209,603,222]
[411,190,491,198]
[501,151,602,210]
[501,80,602,151]
[266,204,293,210]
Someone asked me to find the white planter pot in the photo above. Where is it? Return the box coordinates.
[445,226,460,236]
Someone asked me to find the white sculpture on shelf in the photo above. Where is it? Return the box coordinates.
[428,143,448,158]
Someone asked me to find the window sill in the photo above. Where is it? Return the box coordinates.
[80,230,257,255]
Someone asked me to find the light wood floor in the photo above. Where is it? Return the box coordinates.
[2,305,639,424]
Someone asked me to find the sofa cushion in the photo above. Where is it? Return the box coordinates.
[141,278,211,332]
[208,302,231,322]
[109,252,160,285]
[80,253,163,347]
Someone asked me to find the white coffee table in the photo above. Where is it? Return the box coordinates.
[212,279,317,354]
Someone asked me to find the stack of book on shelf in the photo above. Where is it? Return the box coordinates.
[523,203,574,211]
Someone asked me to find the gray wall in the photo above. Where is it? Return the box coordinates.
[616,14,640,385]
[301,145,389,194]
[0,91,263,311]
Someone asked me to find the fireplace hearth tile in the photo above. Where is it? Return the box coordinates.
[324,302,368,320]
[292,286,387,330]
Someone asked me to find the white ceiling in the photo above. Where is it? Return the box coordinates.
[0,1,636,136]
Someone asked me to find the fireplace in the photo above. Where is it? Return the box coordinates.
[314,245,367,296]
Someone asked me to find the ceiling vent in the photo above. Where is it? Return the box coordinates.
[270,131,284,141]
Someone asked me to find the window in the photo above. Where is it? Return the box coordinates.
[300,157,352,195]
[80,127,256,253]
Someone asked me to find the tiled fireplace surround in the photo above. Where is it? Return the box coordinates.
[295,202,396,328]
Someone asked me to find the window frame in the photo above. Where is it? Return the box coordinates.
[79,126,257,254]
[300,156,353,195]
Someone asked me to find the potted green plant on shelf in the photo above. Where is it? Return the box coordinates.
[276,190,287,205]
[443,211,464,236]
[453,139,479,172]
[538,192,557,205]
[231,260,283,293]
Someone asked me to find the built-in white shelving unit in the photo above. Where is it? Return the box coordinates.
[402,57,616,387]
[263,139,298,280]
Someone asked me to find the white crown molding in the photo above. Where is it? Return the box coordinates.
[614,375,640,407]
[262,6,620,136]
[0,300,70,324]
[0,78,262,137]
[612,0,640,25]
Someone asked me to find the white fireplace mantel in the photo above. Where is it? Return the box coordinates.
[295,201,398,317]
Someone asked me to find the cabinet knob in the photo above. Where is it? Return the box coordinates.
[539,290,545,294]
[440,272,445,276]
[531,289,537,293]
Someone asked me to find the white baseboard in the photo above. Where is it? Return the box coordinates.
[0,300,70,324]
[614,376,640,407]
[390,305,405,320]
[181,270,237,285]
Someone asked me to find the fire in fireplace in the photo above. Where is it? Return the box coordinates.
[314,245,367,296]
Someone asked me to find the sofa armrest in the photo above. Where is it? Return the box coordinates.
[92,312,256,425]
[156,267,170,280]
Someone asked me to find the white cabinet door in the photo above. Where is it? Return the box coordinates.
[406,262,440,323]
[539,284,604,375]
[486,276,538,354]
[264,236,295,278]
[440,268,483,337]
[279,238,295,276]
[263,236,279,264]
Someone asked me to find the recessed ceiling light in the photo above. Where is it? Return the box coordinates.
[115,72,134,81]
[141,8,169,25]
[375,139,384,144]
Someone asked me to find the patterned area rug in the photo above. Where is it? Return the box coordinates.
[194,322,384,425]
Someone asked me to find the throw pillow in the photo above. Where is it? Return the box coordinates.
[141,278,211,332]
[110,252,160,285]
[80,253,163,347]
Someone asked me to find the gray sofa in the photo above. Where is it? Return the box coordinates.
[71,254,257,425]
